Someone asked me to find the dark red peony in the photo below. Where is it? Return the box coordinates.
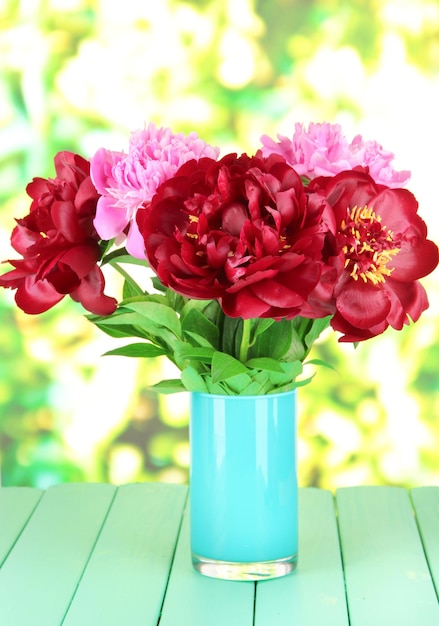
[137,152,341,319]
[0,151,117,315]
[308,169,439,341]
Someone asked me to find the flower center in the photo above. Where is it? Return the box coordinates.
[340,205,400,285]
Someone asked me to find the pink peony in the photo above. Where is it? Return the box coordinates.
[90,123,220,258]
[260,122,411,187]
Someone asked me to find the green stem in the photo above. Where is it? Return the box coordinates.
[109,261,144,296]
[100,247,129,265]
[239,318,252,363]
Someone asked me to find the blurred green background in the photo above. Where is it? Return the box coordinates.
[1,0,438,489]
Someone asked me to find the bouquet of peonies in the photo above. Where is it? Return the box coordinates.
[1,122,438,395]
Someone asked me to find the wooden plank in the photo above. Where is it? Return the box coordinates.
[255,488,349,626]
[62,482,188,626]
[336,486,439,626]
[0,487,43,565]
[411,487,439,600]
[159,503,255,626]
[0,483,116,626]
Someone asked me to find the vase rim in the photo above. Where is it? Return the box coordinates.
[191,389,297,401]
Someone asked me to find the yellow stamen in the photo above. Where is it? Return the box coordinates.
[341,205,400,285]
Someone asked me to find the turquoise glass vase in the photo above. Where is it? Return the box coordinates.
[190,389,298,581]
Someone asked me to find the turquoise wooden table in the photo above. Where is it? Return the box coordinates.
[0,483,438,626]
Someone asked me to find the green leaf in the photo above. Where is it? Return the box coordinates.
[87,320,152,340]
[107,259,146,296]
[266,383,294,394]
[122,279,144,299]
[166,289,186,313]
[252,318,276,339]
[240,381,265,395]
[183,330,218,349]
[92,312,178,351]
[245,357,284,372]
[281,326,306,362]
[181,309,219,349]
[103,343,167,358]
[180,298,211,316]
[121,294,168,306]
[204,379,229,395]
[151,276,167,292]
[90,311,149,326]
[180,366,209,393]
[124,302,182,338]
[103,250,149,267]
[306,358,338,372]
[251,369,272,390]
[250,319,293,360]
[304,316,332,349]
[222,373,253,394]
[269,360,303,386]
[268,373,316,394]
[211,351,249,384]
[201,299,223,324]
[221,316,243,358]
[150,379,187,394]
[293,374,315,387]
[174,343,215,364]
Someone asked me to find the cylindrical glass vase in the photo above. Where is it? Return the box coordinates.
[190,389,298,581]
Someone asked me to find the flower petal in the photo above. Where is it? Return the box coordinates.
[336,280,391,329]
[385,278,429,327]
[126,220,147,259]
[70,266,117,315]
[15,276,64,314]
[93,196,129,240]
[51,201,86,243]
